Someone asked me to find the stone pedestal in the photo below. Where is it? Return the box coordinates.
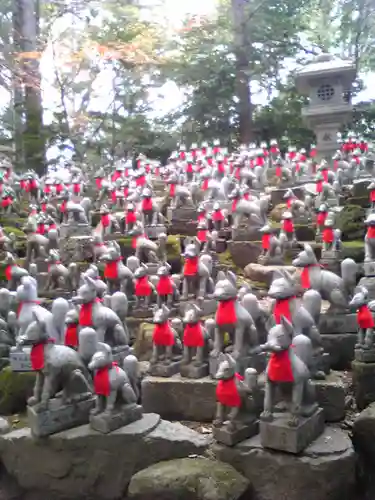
[260,408,325,454]
[10,347,32,372]
[131,308,154,320]
[352,359,375,410]
[355,347,375,363]
[320,250,342,275]
[90,403,143,434]
[179,298,216,316]
[213,416,258,446]
[144,225,166,240]
[149,361,181,377]
[180,363,209,379]
[319,312,357,334]
[59,223,91,239]
[231,227,261,242]
[27,396,96,437]
[167,207,196,223]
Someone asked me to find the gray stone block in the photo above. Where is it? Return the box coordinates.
[149,361,181,377]
[355,348,375,363]
[213,417,258,447]
[259,408,325,454]
[27,396,96,438]
[352,360,375,410]
[180,363,209,379]
[90,404,143,434]
[321,332,357,369]
[144,225,167,239]
[9,348,32,372]
[319,312,357,334]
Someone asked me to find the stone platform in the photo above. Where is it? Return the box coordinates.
[141,371,348,423]
[212,426,355,500]
[319,312,357,334]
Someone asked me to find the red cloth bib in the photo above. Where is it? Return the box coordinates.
[217,162,225,173]
[65,324,78,347]
[104,260,120,280]
[30,179,37,190]
[197,229,207,242]
[169,184,176,197]
[202,179,209,191]
[367,226,375,238]
[30,339,55,371]
[79,302,94,327]
[126,211,137,224]
[1,197,12,208]
[273,298,293,323]
[322,169,328,182]
[323,227,334,243]
[142,198,153,211]
[153,322,175,346]
[136,175,146,187]
[231,199,238,212]
[111,191,117,203]
[212,210,224,221]
[95,178,103,189]
[183,323,204,347]
[156,276,173,295]
[275,165,282,177]
[101,214,110,227]
[216,299,237,325]
[286,198,293,209]
[111,171,121,182]
[268,350,294,382]
[36,224,45,235]
[44,185,51,194]
[283,219,294,233]
[135,276,151,296]
[300,265,318,289]
[41,203,47,212]
[333,160,338,171]
[357,305,375,329]
[198,213,206,222]
[234,167,241,179]
[73,183,81,194]
[262,233,270,250]
[61,200,67,213]
[186,163,194,173]
[5,265,12,281]
[184,257,198,276]
[317,212,328,226]
[216,373,243,407]
[316,180,323,193]
[370,191,375,202]
[94,363,118,396]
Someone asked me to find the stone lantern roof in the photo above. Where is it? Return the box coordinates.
[295,53,356,94]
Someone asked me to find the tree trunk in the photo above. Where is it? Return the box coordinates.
[231,0,254,144]
[12,0,25,171]
[20,0,45,176]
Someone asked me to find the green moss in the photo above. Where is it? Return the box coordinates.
[218,250,242,274]
[336,204,366,241]
[7,412,28,430]
[3,226,25,238]
[343,240,364,249]
[166,235,181,260]
[0,366,36,415]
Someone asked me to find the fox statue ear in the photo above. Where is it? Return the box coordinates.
[280,316,294,337]
[304,244,314,255]
[227,271,236,287]
[216,271,226,282]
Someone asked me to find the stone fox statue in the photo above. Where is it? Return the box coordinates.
[88,344,138,415]
[350,286,375,349]
[256,316,318,427]
[364,213,375,262]
[100,241,134,294]
[19,311,93,411]
[212,270,259,359]
[292,243,357,310]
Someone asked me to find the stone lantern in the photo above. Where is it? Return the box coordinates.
[295,53,356,160]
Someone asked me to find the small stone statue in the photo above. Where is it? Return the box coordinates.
[258,225,285,265]
[98,204,119,237]
[180,304,210,378]
[350,286,375,362]
[364,213,375,262]
[44,249,79,293]
[210,202,226,231]
[155,263,180,307]
[315,203,328,240]
[100,241,133,294]
[322,218,335,252]
[367,181,375,210]
[88,344,142,433]
[4,251,29,290]
[149,305,181,376]
[140,187,163,226]
[124,203,138,232]
[280,211,297,246]
[213,353,260,446]
[133,264,155,308]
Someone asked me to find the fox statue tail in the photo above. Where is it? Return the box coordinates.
[341,258,357,296]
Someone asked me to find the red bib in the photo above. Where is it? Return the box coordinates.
[357,305,375,329]
[5,265,12,281]
[300,265,319,289]
[197,213,206,222]
[95,178,103,189]
[79,302,94,327]
[197,230,207,242]
[44,185,51,194]
[36,224,45,235]
[104,260,120,280]
[73,183,81,194]
[273,298,293,323]
[216,373,243,407]
[169,184,176,197]
[317,212,327,226]
[101,214,110,227]
[316,180,323,193]
[183,323,204,347]
[126,211,137,224]
[333,160,338,171]
[367,226,375,238]
[231,199,238,212]
[94,363,118,396]
[142,198,153,211]
[217,162,225,173]
[41,203,47,212]
[212,210,224,221]
[153,322,174,346]
[262,233,270,250]
[135,276,151,296]
[30,339,55,371]
[370,191,375,202]
[1,197,11,208]
[322,169,328,182]
[216,299,237,325]
[184,257,198,276]
[275,165,282,177]
[156,276,173,295]
[286,198,293,209]
[202,179,209,191]
[65,324,78,347]
[234,167,241,180]
[111,171,121,182]
[283,219,294,233]
[323,227,334,243]
[136,175,146,187]
[111,191,117,203]
[60,200,67,213]
[186,163,194,173]
[268,350,294,382]
[30,179,37,190]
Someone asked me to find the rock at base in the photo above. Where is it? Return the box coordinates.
[0,414,211,500]
[90,403,143,434]
[212,426,355,500]
[260,408,325,454]
[352,360,375,410]
[353,402,375,464]
[180,364,209,379]
[244,263,297,287]
[213,416,258,447]
[319,312,358,334]
[355,348,375,363]
[321,333,357,369]
[127,457,250,500]
[28,396,96,437]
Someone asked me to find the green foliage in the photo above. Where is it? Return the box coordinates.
[336,204,366,241]
[0,367,36,415]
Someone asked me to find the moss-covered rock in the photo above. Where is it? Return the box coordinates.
[342,240,365,262]
[336,204,366,241]
[134,322,154,361]
[0,367,36,415]
[3,227,25,239]
[270,203,287,222]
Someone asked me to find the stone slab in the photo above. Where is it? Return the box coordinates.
[321,332,357,369]
[27,396,96,438]
[9,348,32,372]
[260,408,325,454]
[212,426,355,500]
[179,298,216,316]
[213,417,258,446]
[149,361,181,377]
[90,404,143,434]
[319,312,357,334]
[144,225,167,239]
[59,223,91,239]
[180,363,209,379]
[355,348,375,363]
[352,360,375,410]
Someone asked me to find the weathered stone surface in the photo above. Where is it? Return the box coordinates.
[0,414,211,500]
[228,241,261,269]
[319,312,358,334]
[212,427,355,500]
[0,367,36,415]
[352,403,375,464]
[321,333,357,369]
[313,371,348,422]
[0,416,10,435]
[352,360,375,411]
[244,263,297,286]
[127,457,250,500]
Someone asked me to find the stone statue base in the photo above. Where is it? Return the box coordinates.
[167,207,196,223]
[59,223,91,239]
[149,360,181,377]
[364,261,375,277]
[231,227,261,242]
[354,348,375,363]
[257,254,284,266]
[179,298,216,316]
[131,308,154,320]
[10,347,32,372]
[213,415,258,446]
[260,408,325,454]
[319,312,357,334]
[90,403,143,434]
[320,251,341,275]
[352,360,375,411]
[144,225,166,240]
[180,363,208,379]
[112,345,134,365]
[27,395,96,438]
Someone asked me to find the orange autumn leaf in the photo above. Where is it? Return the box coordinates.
[17,51,42,60]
